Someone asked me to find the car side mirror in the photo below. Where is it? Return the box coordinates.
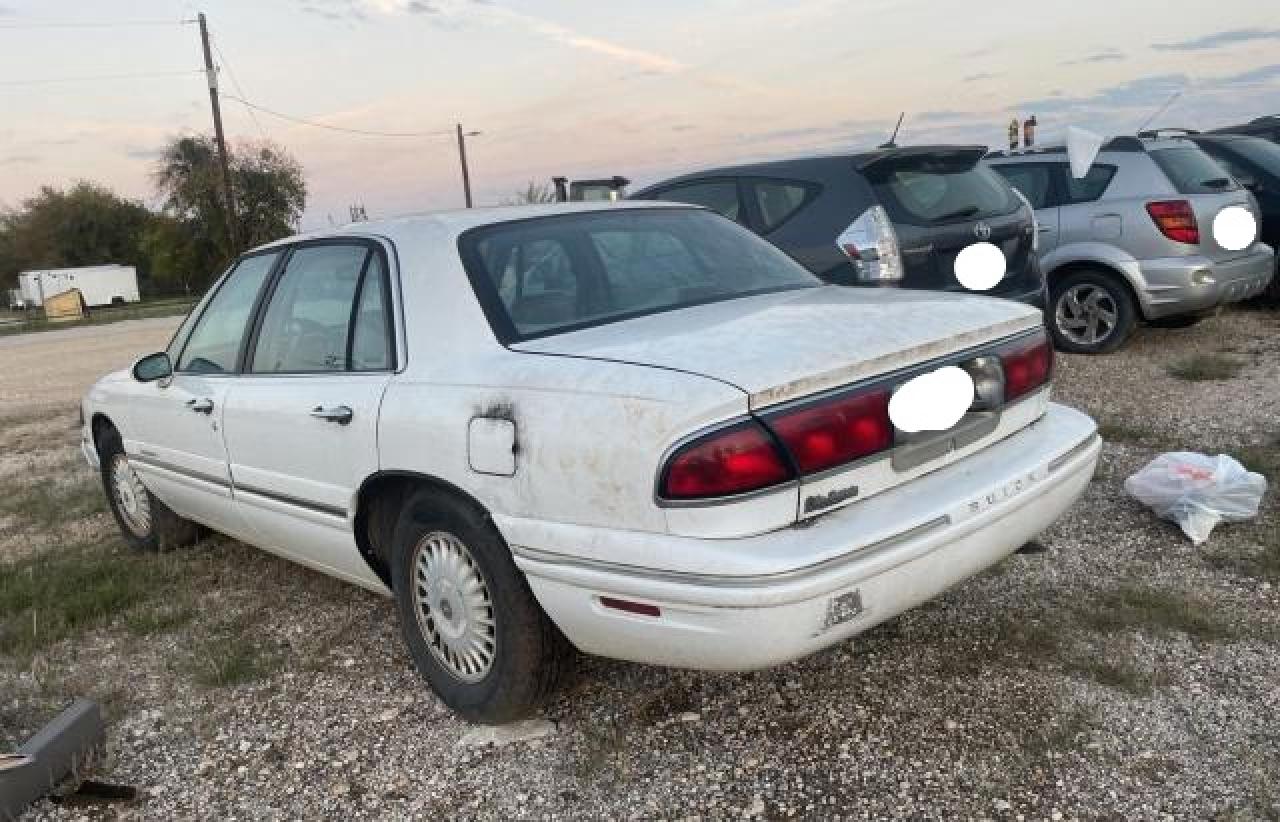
[132,352,173,383]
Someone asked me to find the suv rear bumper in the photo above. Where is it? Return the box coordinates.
[507,403,1099,670]
[1137,243,1274,318]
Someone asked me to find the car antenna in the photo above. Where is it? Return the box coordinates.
[879,112,905,149]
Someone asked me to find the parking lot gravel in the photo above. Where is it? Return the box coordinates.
[3,307,1278,820]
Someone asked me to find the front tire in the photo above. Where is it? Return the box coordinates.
[390,488,570,724]
[1048,270,1137,355]
[97,427,200,552]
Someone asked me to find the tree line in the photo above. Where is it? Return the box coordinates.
[0,135,306,297]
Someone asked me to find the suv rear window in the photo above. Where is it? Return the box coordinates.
[866,155,1019,226]
[1149,147,1240,195]
[460,209,819,342]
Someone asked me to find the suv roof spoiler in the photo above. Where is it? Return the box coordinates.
[1137,127,1200,138]
[855,145,987,172]
[985,136,1146,159]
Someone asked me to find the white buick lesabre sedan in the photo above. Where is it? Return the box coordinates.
[81,202,1100,723]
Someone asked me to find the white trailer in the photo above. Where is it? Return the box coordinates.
[17,265,140,309]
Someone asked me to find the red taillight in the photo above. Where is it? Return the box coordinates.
[1146,200,1199,244]
[764,388,893,474]
[660,421,793,500]
[1000,336,1053,402]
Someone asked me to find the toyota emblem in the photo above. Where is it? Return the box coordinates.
[973,221,992,241]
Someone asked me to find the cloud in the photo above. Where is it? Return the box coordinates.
[963,72,1000,83]
[1153,28,1280,52]
[0,154,39,166]
[1015,73,1188,115]
[124,147,165,161]
[0,5,13,15]
[916,110,977,123]
[1062,49,1125,65]
[405,0,438,12]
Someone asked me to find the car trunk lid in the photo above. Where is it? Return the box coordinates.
[512,285,1043,409]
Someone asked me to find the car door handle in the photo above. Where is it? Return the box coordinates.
[310,405,353,425]
[186,397,214,414]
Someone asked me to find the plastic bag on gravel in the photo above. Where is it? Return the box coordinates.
[1124,452,1267,544]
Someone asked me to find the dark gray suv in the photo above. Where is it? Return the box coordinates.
[631,146,1046,309]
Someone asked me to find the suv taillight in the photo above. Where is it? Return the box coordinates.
[763,388,893,474]
[836,205,905,284]
[1146,200,1199,244]
[660,421,793,500]
[1000,335,1053,402]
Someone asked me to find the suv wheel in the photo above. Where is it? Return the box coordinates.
[390,487,571,723]
[1049,270,1136,355]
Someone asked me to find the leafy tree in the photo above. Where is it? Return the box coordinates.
[152,135,306,287]
[0,183,152,291]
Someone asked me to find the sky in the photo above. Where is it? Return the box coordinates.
[1,0,1278,230]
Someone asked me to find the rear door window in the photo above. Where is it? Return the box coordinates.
[648,180,744,223]
[749,179,817,231]
[868,157,1019,226]
[1149,147,1240,194]
[990,163,1055,209]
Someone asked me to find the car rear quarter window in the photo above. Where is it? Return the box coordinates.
[648,181,744,223]
[460,209,818,342]
[868,157,1019,226]
[1149,147,1240,195]
[750,180,817,231]
[1061,164,1116,204]
[990,163,1054,209]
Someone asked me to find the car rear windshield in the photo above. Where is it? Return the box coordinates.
[1149,146,1240,194]
[865,154,1019,226]
[459,208,821,342]
[1226,136,1280,173]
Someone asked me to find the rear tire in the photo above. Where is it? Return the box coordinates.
[97,427,200,552]
[390,487,571,724]
[1048,270,1136,355]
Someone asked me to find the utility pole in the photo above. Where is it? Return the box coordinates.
[198,13,239,252]
[456,123,480,208]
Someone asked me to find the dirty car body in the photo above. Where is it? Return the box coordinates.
[81,202,1100,722]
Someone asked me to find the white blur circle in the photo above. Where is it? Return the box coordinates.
[1212,206,1257,252]
[954,241,1006,291]
[888,366,975,434]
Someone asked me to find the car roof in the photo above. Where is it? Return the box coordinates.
[246,200,694,254]
[633,145,988,191]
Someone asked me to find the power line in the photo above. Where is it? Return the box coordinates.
[221,94,454,138]
[0,69,205,87]
[210,35,269,141]
[0,19,192,29]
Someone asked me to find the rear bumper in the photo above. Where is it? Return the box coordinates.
[1137,243,1274,319]
[509,403,1099,670]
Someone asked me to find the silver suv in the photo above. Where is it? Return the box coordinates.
[987,136,1274,353]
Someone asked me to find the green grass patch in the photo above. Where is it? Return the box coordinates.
[1061,652,1174,696]
[186,635,278,688]
[0,541,156,658]
[1166,354,1245,382]
[0,473,105,533]
[1075,585,1240,642]
[123,601,197,637]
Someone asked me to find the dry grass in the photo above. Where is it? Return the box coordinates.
[1166,353,1245,382]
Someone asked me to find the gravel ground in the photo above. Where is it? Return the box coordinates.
[2,308,1279,821]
